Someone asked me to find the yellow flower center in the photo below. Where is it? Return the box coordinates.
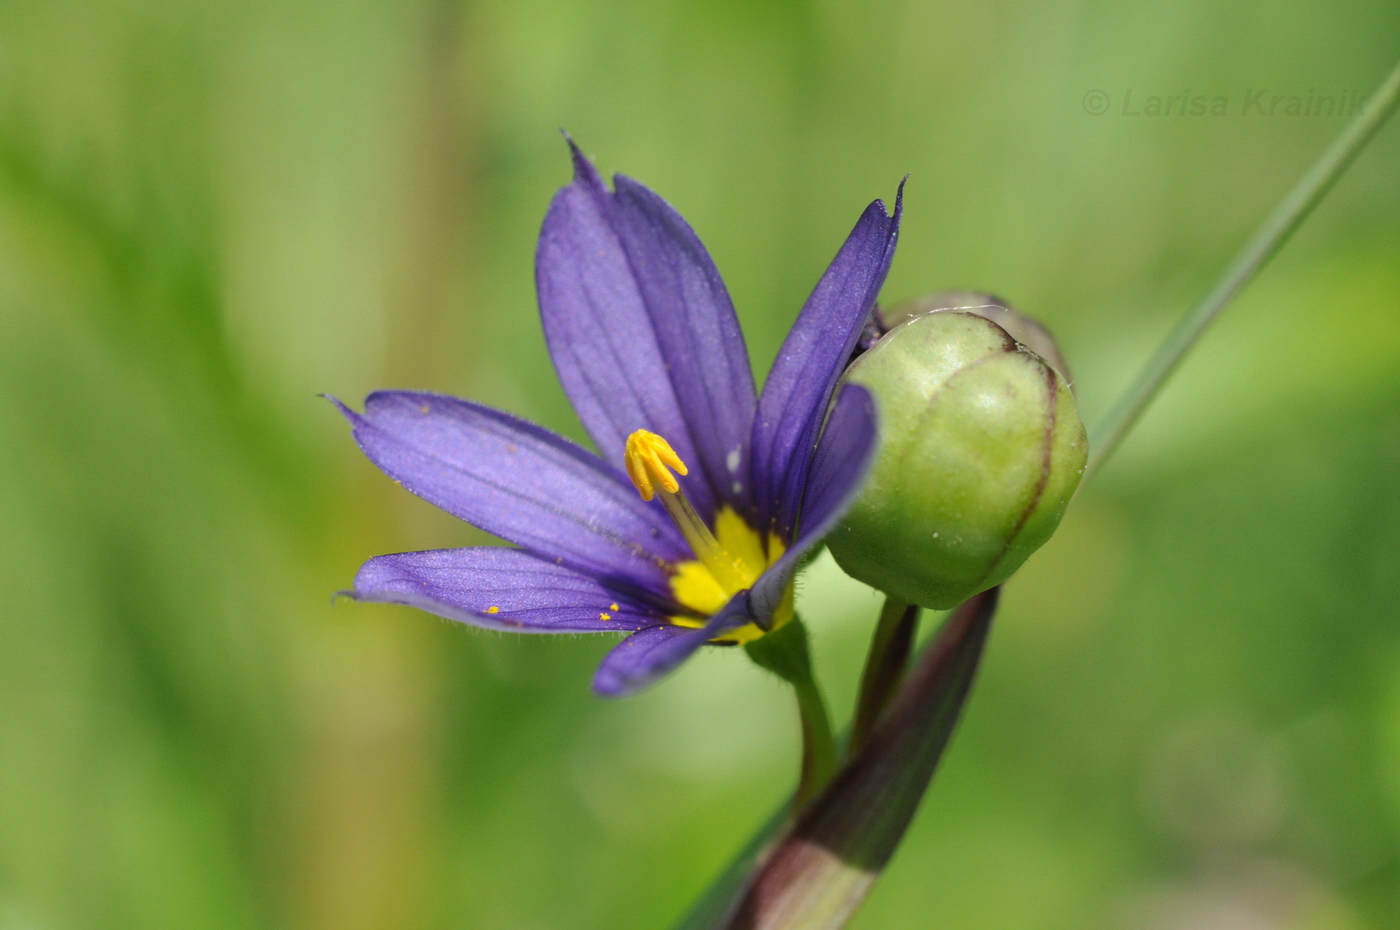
[624,430,793,645]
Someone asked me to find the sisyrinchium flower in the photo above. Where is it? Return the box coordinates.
[333,139,901,697]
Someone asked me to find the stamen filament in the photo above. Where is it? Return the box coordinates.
[654,484,753,594]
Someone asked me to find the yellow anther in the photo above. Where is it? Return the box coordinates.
[624,430,688,501]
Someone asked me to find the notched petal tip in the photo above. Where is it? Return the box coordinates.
[749,181,901,537]
[562,132,607,192]
[879,177,906,237]
[322,393,360,423]
[872,174,907,222]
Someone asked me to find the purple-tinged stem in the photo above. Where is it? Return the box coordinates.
[726,588,999,930]
[848,598,920,753]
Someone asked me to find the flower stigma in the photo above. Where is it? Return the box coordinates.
[624,430,791,643]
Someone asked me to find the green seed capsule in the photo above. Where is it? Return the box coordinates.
[828,310,1087,608]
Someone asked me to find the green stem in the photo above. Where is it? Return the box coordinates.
[850,598,920,752]
[791,673,837,807]
[745,619,837,807]
[724,589,1001,930]
[1086,58,1400,480]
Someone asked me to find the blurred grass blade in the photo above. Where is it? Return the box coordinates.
[673,802,793,930]
[724,588,1000,930]
[1086,56,1400,478]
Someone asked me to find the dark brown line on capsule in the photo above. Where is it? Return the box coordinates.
[888,337,1016,481]
[974,356,1058,590]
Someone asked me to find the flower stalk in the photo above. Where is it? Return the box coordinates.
[746,619,837,807]
[726,589,999,930]
[688,56,1400,930]
[848,598,919,752]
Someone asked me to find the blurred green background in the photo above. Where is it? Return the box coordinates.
[2,1,1398,927]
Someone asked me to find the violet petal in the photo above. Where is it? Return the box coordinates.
[592,592,753,697]
[611,173,758,518]
[751,185,902,538]
[536,146,704,511]
[333,391,687,593]
[749,384,878,623]
[352,547,663,633]
[537,139,758,521]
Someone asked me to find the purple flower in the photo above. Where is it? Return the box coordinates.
[334,140,902,697]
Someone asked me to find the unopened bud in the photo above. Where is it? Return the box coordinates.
[878,291,1072,382]
[828,310,1087,608]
